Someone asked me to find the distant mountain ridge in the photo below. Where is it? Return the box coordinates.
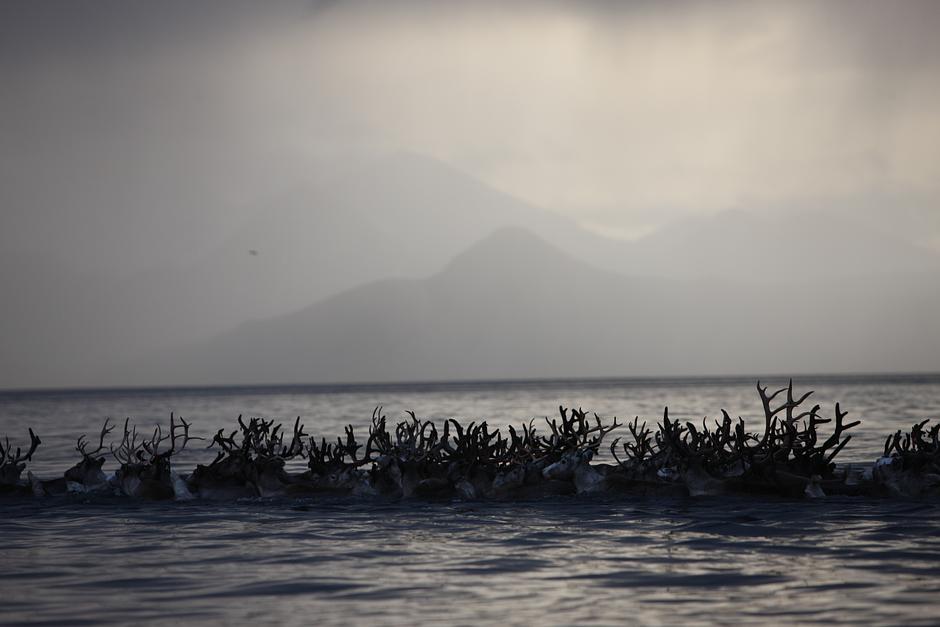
[3,152,939,388]
[118,227,940,387]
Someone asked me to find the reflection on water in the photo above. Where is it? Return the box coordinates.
[2,375,940,625]
[2,496,940,625]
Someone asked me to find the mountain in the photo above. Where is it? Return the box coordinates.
[1,154,617,388]
[154,152,617,324]
[5,152,939,388]
[97,153,631,343]
[119,228,940,387]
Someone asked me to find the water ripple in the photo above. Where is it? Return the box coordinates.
[3,378,940,624]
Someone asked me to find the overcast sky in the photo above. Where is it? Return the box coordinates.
[2,0,939,276]
[2,1,940,388]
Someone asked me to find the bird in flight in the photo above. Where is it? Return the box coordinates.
[248,249,258,256]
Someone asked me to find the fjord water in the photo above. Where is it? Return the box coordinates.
[2,375,940,625]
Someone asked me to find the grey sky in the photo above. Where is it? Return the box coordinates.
[2,0,939,272]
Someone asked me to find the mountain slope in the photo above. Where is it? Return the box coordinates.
[6,152,940,388]
[119,228,940,386]
[1,154,617,388]
[99,154,622,344]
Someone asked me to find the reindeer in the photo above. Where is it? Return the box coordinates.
[650,408,746,496]
[608,415,686,494]
[111,415,200,499]
[14,383,937,502]
[189,416,306,498]
[539,407,620,494]
[358,408,454,498]
[442,418,504,498]
[66,419,115,491]
[637,381,859,497]
[738,380,859,496]
[0,429,41,495]
[28,419,116,497]
[302,422,375,495]
[873,419,940,497]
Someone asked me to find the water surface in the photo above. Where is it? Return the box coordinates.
[2,375,939,625]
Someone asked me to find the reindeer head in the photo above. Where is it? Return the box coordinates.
[0,429,41,488]
[65,419,114,486]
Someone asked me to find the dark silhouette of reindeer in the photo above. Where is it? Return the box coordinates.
[0,429,40,494]
[4,381,939,502]
[111,415,201,499]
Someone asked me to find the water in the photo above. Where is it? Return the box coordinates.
[2,374,940,625]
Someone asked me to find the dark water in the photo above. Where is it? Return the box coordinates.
[2,375,940,625]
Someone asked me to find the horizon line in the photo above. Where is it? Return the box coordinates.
[2,371,939,397]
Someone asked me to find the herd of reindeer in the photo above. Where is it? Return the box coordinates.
[1,381,939,502]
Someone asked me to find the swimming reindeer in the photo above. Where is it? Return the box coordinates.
[0,428,40,495]
[873,420,940,497]
[111,415,200,499]
[4,381,939,502]
[28,419,116,497]
[65,419,116,492]
[188,416,306,498]
[610,380,861,497]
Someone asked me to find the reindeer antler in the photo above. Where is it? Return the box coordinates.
[0,428,41,467]
[77,418,114,458]
[111,418,144,466]
[141,414,203,459]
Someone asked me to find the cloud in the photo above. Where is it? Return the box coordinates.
[274,1,940,224]
[1,0,938,266]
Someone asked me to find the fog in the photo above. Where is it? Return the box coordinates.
[1,1,938,388]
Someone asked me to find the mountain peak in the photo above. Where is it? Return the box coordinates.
[440,227,592,281]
